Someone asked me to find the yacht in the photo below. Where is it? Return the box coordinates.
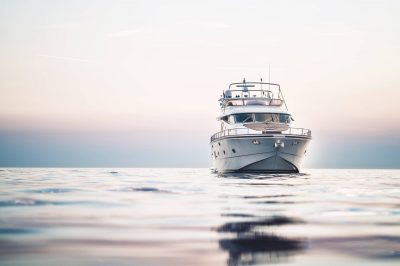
[210,79,311,173]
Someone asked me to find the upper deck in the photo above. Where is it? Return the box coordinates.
[220,79,288,110]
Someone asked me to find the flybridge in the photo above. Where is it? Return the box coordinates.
[220,78,288,110]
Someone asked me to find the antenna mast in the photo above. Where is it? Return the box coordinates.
[268,64,271,91]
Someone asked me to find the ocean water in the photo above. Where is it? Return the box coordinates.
[0,168,399,266]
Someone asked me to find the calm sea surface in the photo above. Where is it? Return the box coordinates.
[0,168,399,266]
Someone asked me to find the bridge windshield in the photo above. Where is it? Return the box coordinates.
[221,113,292,124]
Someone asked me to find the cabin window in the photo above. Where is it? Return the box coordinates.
[234,113,253,123]
[254,113,291,124]
[279,114,291,123]
[254,113,273,123]
[222,113,292,125]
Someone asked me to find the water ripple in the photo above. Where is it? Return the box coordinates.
[0,168,399,266]
[23,188,78,194]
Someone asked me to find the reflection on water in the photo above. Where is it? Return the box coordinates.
[216,173,305,265]
[0,168,399,266]
[218,216,305,265]
[220,234,303,265]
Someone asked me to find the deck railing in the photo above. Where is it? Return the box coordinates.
[210,127,311,142]
[222,98,284,108]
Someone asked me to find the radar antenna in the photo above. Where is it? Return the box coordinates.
[268,64,271,91]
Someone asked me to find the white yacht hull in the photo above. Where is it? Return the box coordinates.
[210,135,311,173]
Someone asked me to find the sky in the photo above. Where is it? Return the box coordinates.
[0,0,399,168]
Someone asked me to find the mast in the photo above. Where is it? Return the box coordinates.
[268,64,271,91]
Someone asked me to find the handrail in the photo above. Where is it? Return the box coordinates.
[210,127,312,142]
[222,97,284,108]
[223,80,288,111]
[228,81,280,90]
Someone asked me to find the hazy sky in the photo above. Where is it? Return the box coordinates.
[0,0,399,168]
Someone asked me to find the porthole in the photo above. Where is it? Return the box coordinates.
[218,142,221,146]
[232,149,236,153]
[223,150,226,154]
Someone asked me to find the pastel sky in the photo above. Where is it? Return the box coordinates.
[0,0,399,168]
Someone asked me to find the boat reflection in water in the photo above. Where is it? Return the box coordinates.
[218,216,305,265]
[216,172,306,265]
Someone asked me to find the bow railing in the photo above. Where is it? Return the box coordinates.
[210,127,311,142]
